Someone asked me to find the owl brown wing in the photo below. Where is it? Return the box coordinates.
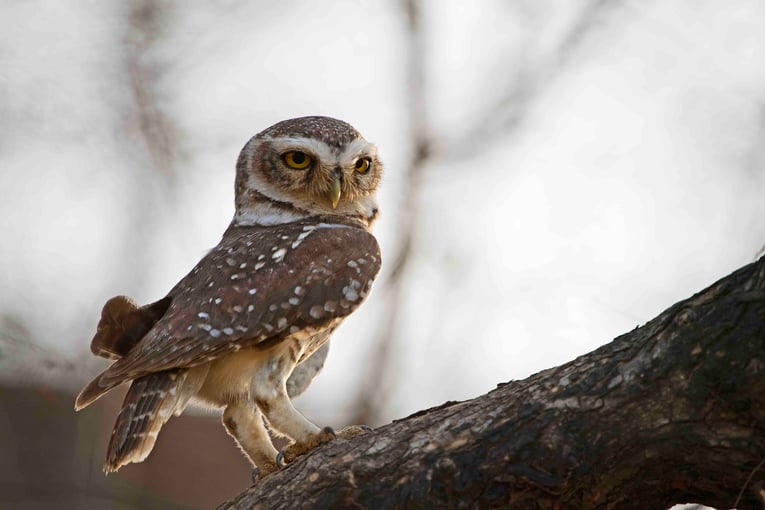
[95,220,380,390]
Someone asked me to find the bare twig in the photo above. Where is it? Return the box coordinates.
[126,0,177,173]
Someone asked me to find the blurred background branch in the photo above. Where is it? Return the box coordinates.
[350,0,432,426]
[444,0,622,160]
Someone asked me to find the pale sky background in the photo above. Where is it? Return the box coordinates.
[1,0,763,443]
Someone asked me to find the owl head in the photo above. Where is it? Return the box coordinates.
[233,116,382,228]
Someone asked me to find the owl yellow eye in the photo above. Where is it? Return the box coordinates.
[282,151,312,170]
[355,157,371,174]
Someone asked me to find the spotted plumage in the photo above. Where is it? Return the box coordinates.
[75,116,382,477]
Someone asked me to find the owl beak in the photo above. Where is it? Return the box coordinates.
[328,175,342,209]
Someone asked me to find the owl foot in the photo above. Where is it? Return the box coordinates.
[251,460,278,483]
[276,426,337,467]
[275,425,374,469]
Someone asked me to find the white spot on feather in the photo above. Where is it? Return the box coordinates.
[316,222,352,230]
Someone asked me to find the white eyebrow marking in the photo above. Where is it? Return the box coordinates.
[268,136,377,169]
[338,138,377,166]
[271,137,335,165]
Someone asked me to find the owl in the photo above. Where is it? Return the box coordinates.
[75,116,382,479]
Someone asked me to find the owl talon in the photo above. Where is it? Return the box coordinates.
[322,425,337,439]
[277,427,337,465]
[275,450,286,469]
[251,460,279,482]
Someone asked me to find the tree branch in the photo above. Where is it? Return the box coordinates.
[220,258,765,510]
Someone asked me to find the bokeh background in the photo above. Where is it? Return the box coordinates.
[1,1,763,509]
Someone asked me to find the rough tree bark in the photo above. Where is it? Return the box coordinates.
[219,258,765,510]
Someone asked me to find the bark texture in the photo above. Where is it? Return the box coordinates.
[219,259,765,510]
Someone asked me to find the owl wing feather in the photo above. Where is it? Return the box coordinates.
[90,295,172,360]
[76,220,380,409]
[103,369,188,472]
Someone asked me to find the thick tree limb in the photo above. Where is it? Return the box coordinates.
[219,259,765,510]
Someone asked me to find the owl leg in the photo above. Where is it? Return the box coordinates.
[261,392,337,466]
[222,400,278,479]
[251,351,335,465]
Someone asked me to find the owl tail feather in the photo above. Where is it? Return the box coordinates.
[104,370,187,473]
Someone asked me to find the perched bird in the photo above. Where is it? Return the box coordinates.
[75,116,382,479]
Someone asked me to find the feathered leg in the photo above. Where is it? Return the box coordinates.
[222,400,279,479]
[251,342,372,468]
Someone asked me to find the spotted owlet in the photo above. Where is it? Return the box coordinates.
[75,116,382,479]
